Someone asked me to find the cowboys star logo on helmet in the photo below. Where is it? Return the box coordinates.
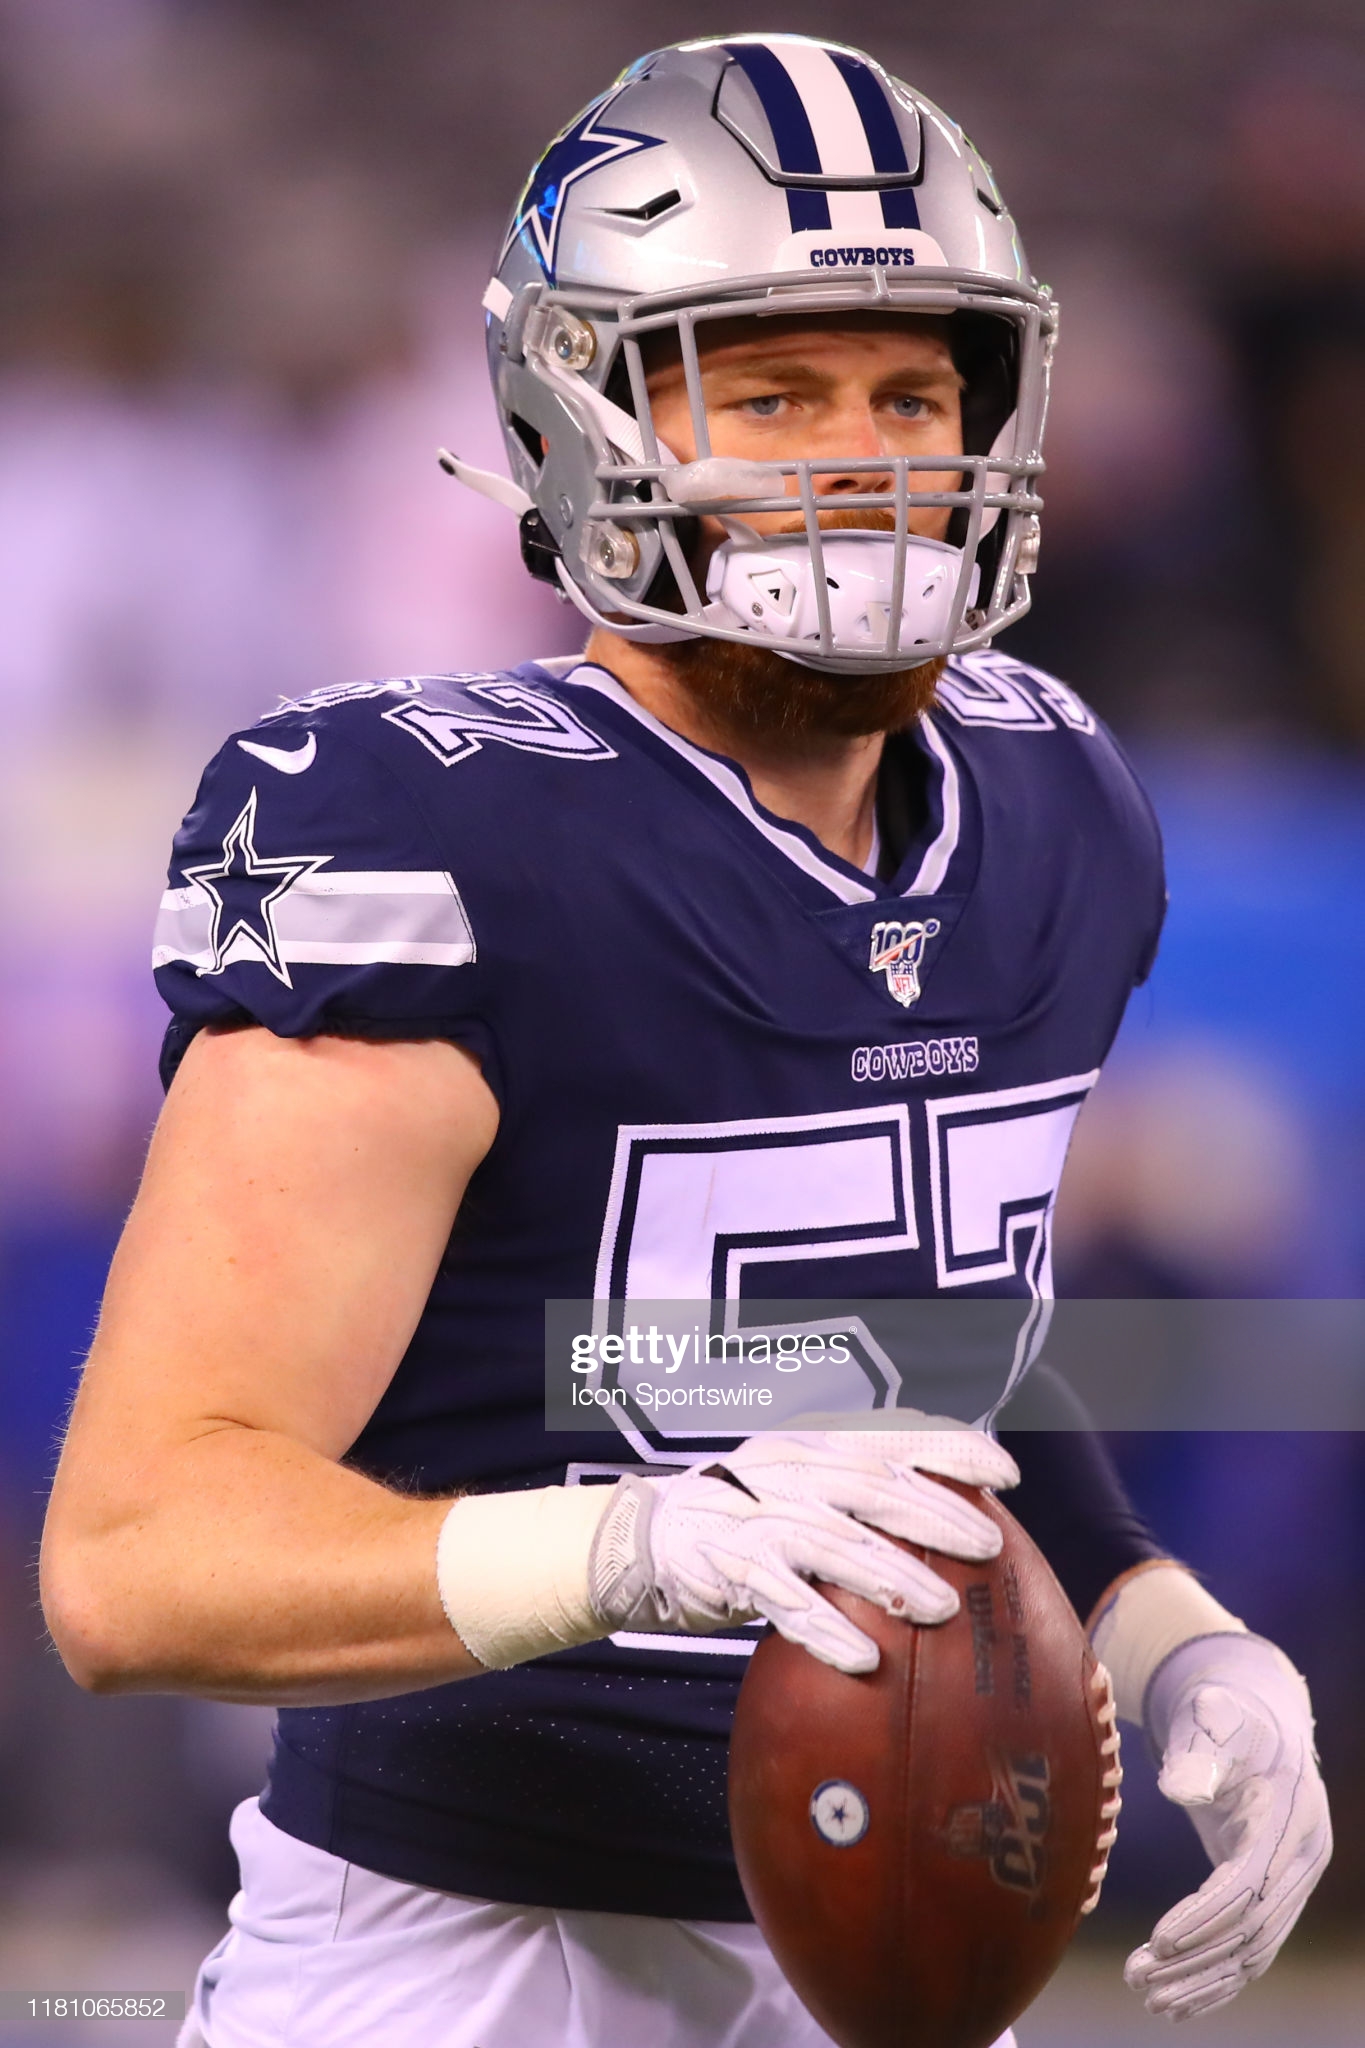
[445,33,1054,678]
[499,87,665,283]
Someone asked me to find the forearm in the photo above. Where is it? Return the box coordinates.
[43,1424,480,1706]
[998,1414,1168,1621]
[994,1389,1253,1721]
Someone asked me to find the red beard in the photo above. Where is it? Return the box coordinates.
[656,635,945,746]
[655,507,947,747]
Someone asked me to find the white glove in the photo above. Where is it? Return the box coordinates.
[1125,1633,1333,2020]
[587,1426,1019,1675]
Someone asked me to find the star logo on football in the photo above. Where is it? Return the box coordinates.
[183,788,331,988]
[810,1778,870,1847]
[500,88,664,280]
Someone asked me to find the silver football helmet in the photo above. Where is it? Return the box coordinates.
[446,33,1057,675]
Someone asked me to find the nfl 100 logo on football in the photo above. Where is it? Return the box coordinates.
[868,917,940,1007]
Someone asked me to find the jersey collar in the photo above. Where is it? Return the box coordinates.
[548,659,965,907]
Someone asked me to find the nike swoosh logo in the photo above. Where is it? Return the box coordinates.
[237,733,318,774]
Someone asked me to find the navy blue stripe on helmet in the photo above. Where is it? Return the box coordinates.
[829,53,909,172]
[723,42,833,232]
[724,42,823,172]
[879,184,920,230]
[828,52,921,230]
[787,186,834,232]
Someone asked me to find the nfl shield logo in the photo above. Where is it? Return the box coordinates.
[868,918,941,1007]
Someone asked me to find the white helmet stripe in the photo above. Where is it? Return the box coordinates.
[768,41,877,178]
[766,41,900,237]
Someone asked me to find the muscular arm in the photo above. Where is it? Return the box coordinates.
[40,1025,500,1707]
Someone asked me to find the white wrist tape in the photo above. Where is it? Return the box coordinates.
[1090,1564,1247,1725]
[435,1486,611,1670]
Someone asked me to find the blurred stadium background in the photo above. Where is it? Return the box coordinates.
[0,1,1362,2040]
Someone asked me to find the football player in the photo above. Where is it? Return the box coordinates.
[40,36,1329,2048]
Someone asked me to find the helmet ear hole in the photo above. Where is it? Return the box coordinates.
[519,509,562,585]
[949,311,1018,458]
[509,413,545,469]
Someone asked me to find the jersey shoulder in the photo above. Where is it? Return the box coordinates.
[252,661,620,792]
[936,647,1166,980]
[153,663,619,1065]
[167,661,623,886]
[938,649,1160,839]
[938,648,1114,754]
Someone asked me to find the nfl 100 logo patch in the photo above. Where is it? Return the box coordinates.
[868,918,940,1008]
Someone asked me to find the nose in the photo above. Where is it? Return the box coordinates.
[811,406,893,499]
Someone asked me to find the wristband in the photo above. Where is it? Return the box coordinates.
[435,1485,611,1669]
[1089,1562,1247,1724]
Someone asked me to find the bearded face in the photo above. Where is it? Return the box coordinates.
[655,508,946,747]
[639,316,963,751]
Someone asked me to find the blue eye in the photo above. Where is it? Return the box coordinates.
[745,395,782,416]
[891,395,928,418]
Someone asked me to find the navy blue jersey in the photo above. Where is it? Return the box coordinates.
[153,651,1164,1916]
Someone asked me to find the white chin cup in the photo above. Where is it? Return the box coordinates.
[704,531,979,657]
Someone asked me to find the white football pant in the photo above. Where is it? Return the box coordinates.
[177,1797,1019,2048]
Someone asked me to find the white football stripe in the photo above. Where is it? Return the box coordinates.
[823,187,897,237]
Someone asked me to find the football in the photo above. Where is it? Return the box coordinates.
[727,1481,1122,2048]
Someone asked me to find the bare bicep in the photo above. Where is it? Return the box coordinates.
[66,1028,498,1475]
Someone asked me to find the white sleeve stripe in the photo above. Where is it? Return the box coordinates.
[270,891,475,950]
[279,938,474,966]
[292,869,463,897]
[152,871,477,972]
[153,899,215,957]
[152,937,476,971]
[158,869,461,910]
